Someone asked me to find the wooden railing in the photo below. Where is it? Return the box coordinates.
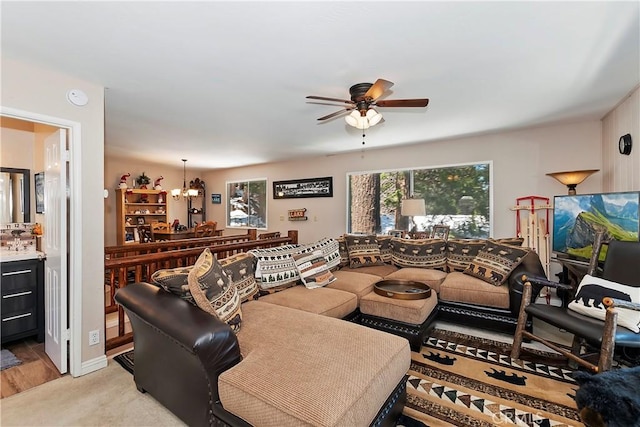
[104,230,298,350]
[105,229,258,259]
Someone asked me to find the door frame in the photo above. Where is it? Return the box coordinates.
[1,106,83,377]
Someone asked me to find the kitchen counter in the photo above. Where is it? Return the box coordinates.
[0,251,46,262]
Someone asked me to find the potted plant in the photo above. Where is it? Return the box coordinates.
[136,172,151,189]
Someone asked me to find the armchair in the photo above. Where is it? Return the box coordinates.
[511,232,640,372]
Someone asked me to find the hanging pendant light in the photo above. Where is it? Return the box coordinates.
[171,159,198,200]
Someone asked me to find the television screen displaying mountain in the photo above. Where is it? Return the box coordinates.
[552,191,639,261]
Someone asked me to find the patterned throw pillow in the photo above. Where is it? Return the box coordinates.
[188,248,242,333]
[293,250,336,289]
[391,238,447,270]
[345,234,385,269]
[463,241,530,286]
[249,244,302,291]
[219,252,259,302]
[446,239,487,272]
[336,236,350,268]
[494,237,525,247]
[300,237,341,270]
[568,274,640,333]
[150,265,195,304]
[377,235,393,263]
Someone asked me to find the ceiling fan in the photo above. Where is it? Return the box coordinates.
[306,78,429,128]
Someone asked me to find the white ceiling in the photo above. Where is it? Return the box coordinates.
[2,1,639,170]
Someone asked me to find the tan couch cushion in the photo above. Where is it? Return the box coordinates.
[384,268,447,293]
[328,270,383,301]
[360,290,438,325]
[219,301,410,427]
[258,285,357,318]
[439,271,510,309]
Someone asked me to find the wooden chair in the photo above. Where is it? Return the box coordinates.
[511,232,640,372]
[150,222,171,241]
[194,221,217,238]
[258,231,281,239]
[137,225,152,244]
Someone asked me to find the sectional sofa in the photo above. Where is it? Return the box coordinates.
[114,234,547,427]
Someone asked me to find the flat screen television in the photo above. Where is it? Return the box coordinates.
[552,191,640,261]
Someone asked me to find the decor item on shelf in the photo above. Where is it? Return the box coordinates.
[119,173,130,189]
[154,176,164,190]
[546,169,599,195]
[401,197,426,233]
[172,159,199,201]
[189,177,205,195]
[158,191,166,204]
[136,172,151,189]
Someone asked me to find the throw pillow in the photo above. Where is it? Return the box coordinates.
[377,235,393,263]
[293,250,336,289]
[344,234,385,268]
[336,236,350,268]
[150,265,196,304]
[391,238,447,270]
[463,241,530,286]
[446,239,487,272]
[249,244,302,291]
[300,237,341,270]
[187,248,242,333]
[493,237,525,247]
[568,274,640,333]
[219,252,259,303]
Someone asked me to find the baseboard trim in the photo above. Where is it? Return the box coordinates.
[79,354,108,376]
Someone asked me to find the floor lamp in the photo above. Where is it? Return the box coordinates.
[401,198,426,236]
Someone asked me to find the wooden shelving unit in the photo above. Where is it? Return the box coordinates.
[116,188,168,244]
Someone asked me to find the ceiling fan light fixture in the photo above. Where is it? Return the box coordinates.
[366,108,383,126]
[345,110,360,127]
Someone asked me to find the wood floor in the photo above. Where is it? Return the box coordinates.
[1,339,64,399]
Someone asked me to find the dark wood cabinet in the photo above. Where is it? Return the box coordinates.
[1,257,45,344]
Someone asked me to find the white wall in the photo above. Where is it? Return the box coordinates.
[1,58,105,369]
[602,85,640,191]
[201,120,603,244]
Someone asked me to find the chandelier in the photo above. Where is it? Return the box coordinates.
[171,159,199,200]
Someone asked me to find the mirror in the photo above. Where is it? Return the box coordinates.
[0,167,31,223]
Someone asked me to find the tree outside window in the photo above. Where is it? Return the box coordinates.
[227,179,267,229]
[347,163,491,238]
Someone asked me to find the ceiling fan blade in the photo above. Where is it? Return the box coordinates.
[306,95,353,105]
[317,108,353,121]
[375,98,429,108]
[364,79,394,100]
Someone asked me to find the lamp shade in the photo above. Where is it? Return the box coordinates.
[401,198,426,216]
[546,169,599,195]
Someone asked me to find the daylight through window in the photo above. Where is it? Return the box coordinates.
[347,163,491,238]
[226,179,267,229]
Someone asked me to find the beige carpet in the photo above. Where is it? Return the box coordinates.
[0,360,184,426]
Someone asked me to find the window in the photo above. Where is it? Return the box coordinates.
[347,162,491,238]
[226,179,267,229]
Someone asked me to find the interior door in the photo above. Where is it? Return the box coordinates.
[44,129,68,374]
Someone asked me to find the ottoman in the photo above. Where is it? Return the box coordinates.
[360,285,438,351]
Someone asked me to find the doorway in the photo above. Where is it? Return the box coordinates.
[1,108,83,380]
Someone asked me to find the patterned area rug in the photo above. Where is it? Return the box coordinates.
[113,329,581,426]
[1,348,22,371]
[404,329,581,427]
[113,350,134,375]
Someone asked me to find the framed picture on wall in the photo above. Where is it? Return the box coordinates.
[273,177,333,199]
[35,172,45,214]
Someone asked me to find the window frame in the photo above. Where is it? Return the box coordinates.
[226,178,268,230]
[346,161,493,238]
